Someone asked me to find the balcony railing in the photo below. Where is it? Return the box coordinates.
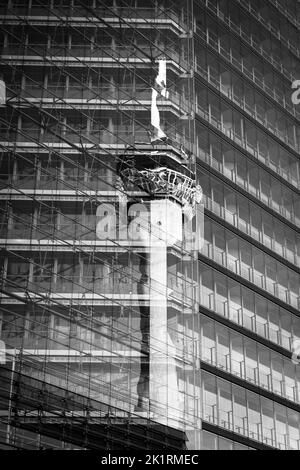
[196,103,299,191]
[203,403,300,449]
[201,0,299,72]
[196,28,299,121]
[200,292,295,352]
[234,0,300,58]
[2,5,189,32]
[196,64,299,155]
[4,271,196,301]
[201,347,300,404]
[267,0,300,30]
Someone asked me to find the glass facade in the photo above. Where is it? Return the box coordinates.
[201,314,300,403]
[194,0,300,450]
[202,370,300,449]
[0,0,299,451]
[199,262,300,351]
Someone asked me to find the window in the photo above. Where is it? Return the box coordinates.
[53,316,70,345]
[6,256,29,289]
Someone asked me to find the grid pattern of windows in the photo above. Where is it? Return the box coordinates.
[0,0,299,451]
[199,261,300,351]
[201,314,300,404]
[193,0,300,448]
[202,370,300,449]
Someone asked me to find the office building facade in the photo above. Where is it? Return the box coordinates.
[0,0,299,451]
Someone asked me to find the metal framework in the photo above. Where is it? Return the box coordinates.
[0,0,203,450]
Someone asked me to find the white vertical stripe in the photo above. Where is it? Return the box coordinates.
[0,80,6,105]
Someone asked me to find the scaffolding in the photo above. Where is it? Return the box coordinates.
[0,0,203,450]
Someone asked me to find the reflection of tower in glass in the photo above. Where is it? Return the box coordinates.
[116,52,202,425]
[117,61,203,427]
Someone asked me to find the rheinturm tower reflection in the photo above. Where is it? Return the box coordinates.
[1,0,300,451]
